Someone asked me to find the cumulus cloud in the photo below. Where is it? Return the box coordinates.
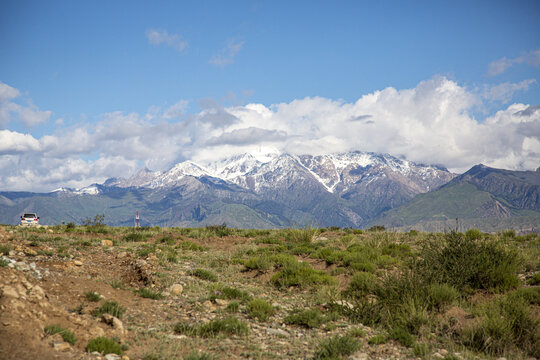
[209,39,244,66]
[1,76,540,191]
[487,48,540,76]
[146,29,188,52]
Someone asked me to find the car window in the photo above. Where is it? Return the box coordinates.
[23,213,37,218]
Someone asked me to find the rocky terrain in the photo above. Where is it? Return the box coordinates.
[1,224,538,360]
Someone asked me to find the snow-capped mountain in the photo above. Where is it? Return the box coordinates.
[106,150,453,197]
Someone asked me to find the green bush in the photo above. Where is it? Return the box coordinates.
[412,342,430,357]
[313,335,360,359]
[92,300,125,319]
[507,287,540,305]
[418,231,521,291]
[343,272,377,298]
[85,291,101,302]
[462,295,539,357]
[286,225,318,243]
[270,259,335,289]
[44,324,77,345]
[86,337,123,355]
[368,334,387,345]
[426,283,459,311]
[225,301,240,313]
[174,317,249,338]
[123,232,146,242]
[528,272,540,286]
[0,244,12,255]
[388,327,415,347]
[465,228,483,240]
[246,299,275,322]
[190,268,218,282]
[136,288,164,300]
[218,286,252,302]
[177,241,207,251]
[157,234,176,244]
[284,308,326,329]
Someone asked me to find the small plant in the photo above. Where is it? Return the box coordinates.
[123,232,146,242]
[426,283,459,311]
[136,288,164,300]
[313,334,361,359]
[284,308,326,329]
[177,241,207,251]
[44,324,77,345]
[157,234,176,245]
[286,224,318,243]
[347,327,366,338]
[226,301,240,313]
[109,279,124,289]
[92,301,125,319]
[368,334,387,345]
[343,272,377,298]
[86,336,123,355]
[528,272,540,286]
[217,286,252,302]
[246,299,275,322]
[85,291,101,302]
[388,327,415,347]
[0,244,12,255]
[190,268,218,282]
[465,228,483,240]
[0,258,8,267]
[174,317,249,338]
[412,342,430,357]
[270,259,335,289]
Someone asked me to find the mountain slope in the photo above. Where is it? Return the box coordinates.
[371,165,540,232]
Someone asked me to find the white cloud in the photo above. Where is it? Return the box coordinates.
[487,48,540,76]
[209,39,244,66]
[0,81,52,127]
[482,79,536,103]
[146,29,188,52]
[0,76,539,191]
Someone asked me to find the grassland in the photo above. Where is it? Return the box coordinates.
[0,224,538,359]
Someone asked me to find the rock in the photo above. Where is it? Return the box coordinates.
[439,349,448,356]
[117,251,128,258]
[24,249,38,256]
[53,342,72,352]
[105,354,121,360]
[102,314,125,335]
[47,229,54,233]
[74,260,83,266]
[169,284,183,295]
[215,298,227,306]
[102,239,113,247]
[433,353,444,359]
[1,285,19,298]
[89,326,105,337]
[122,356,130,360]
[349,353,369,360]
[168,334,187,340]
[202,300,214,311]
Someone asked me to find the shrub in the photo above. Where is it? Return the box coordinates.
[412,342,430,357]
[86,337,123,355]
[270,260,335,289]
[418,231,521,291]
[343,272,377,298]
[286,225,318,243]
[507,287,540,305]
[313,335,360,359]
[85,291,101,302]
[0,244,12,255]
[0,258,8,267]
[368,334,387,345]
[284,308,326,329]
[246,299,275,322]
[177,241,207,251]
[462,295,539,357]
[465,228,483,241]
[44,324,77,345]
[388,327,415,347]
[123,232,146,242]
[528,272,540,286]
[174,317,249,338]
[226,301,240,313]
[426,283,459,311]
[136,288,164,300]
[218,286,252,302]
[206,223,232,237]
[92,301,125,319]
[157,234,175,245]
[190,268,218,282]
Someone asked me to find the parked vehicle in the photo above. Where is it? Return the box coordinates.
[20,213,39,226]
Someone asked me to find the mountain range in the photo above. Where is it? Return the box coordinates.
[1,151,539,232]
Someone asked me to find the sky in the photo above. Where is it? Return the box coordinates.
[1,0,539,192]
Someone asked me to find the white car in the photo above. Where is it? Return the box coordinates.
[20,213,39,226]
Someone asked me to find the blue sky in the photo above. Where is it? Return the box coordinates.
[1,0,539,191]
